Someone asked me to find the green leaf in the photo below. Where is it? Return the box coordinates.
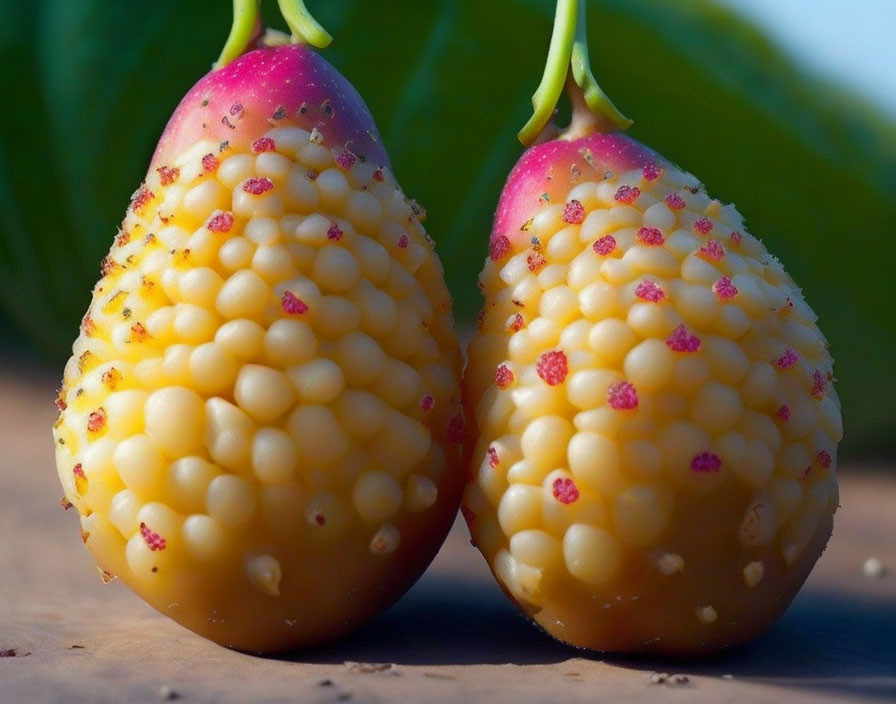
[1,0,893,451]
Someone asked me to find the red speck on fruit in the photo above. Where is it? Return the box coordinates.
[643,163,664,181]
[691,452,722,473]
[636,227,664,246]
[489,235,510,261]
[811,369,828,399]
[698,239,725,261]
[614,185,641,204]
[461,505,476,524]
[243,177,273,195]
[817,450,832,468]
[666,325,701,352]
[54,388,67,412]
[487,447,500,468]
[281,291,309,315]
[130,322,149,342]
[563,199,586,224]
[156,165,180,186]
[229,102,243,116]
[101,368,121,389]
[313,512,326,526]
[495,364,514,389]
[201,153,219,173]
[712,276,739,300]
[131,186,153,214]
[87,408,106,433]
[73,463,88,495]
[536,350,568,385]
[508,313,525,332]
[607,381,639,410]
[552,477,580,504]
[593,235,616,256]
[730,231,743,245]
[115,230,131,247]
[81,314,96,336]
[327,223,343,241]
[776,348,799,368]
[207,211,235,233]
[372,168,385,182]
[799,465,812,480]
[635,279,666,302]
[664,193,686,210]
[100,256,114,277]
[527,252,547,272]
[420,395,435,411]
[446,414,466,444]
[475,310,485,330]
[60,497,73,510]
[694,218,714,235]
[140,522,167,551]
[397,234,410,248]
[336,151,357,170]
[776,404,791,421]
[251,137,276,153]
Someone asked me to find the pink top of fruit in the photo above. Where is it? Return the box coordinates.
[491,132,662,248]
[152,43,389,170]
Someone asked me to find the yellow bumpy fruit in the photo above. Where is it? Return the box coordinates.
[464,139,841,655]
[53,123,466,652]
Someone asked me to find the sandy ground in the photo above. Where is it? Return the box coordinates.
[1,353,894,704]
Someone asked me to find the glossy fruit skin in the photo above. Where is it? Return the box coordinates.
[463,130,840,655]
[53,44,468,653]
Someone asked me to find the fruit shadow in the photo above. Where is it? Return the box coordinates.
[611,589,896,701]
[286,571,573,666]
[289,573,896,696]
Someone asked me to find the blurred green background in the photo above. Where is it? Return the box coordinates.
[1,0,894,455]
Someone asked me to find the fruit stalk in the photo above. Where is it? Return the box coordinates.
[518,0,631,145]
[216,0,332,69]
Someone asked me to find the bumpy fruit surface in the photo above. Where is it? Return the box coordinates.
[463,132,841,655]
[53,44,466,653]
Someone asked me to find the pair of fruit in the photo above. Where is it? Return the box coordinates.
[54,0,840,655]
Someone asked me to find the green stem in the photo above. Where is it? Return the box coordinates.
[276,0,332,48]
[216,0,261,69]
[215,0,332,69]
[570,0,632,133]
[518,0,577,146]
[518,0,632,146]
